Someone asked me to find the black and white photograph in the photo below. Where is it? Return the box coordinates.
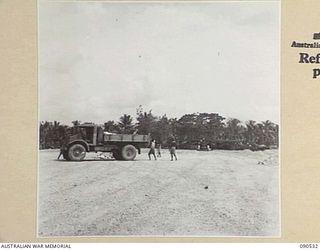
[38,0,280,237]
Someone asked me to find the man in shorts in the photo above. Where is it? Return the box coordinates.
[156,143,162,157]
[169,140,178,161]
[148,139,157,160]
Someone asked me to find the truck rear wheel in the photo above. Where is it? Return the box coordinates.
[68,144,86,161]
[121,145,137,161]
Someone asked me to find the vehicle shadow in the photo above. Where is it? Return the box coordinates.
[54,158,116,162]
[54,158,160,162]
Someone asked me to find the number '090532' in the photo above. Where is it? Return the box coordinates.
[300,244,318,248]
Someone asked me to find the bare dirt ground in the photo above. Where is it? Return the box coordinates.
[38,149,279,237]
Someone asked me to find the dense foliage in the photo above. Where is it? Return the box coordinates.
[39,106,278,150]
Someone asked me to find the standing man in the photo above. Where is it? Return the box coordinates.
[148,139,157,160]
[156,142,162,157]
[57,148,63,160]
[169,140,178,161]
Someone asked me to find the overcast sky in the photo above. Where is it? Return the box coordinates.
[39,1,280,125]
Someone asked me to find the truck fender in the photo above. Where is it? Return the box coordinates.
[67,140,90,152]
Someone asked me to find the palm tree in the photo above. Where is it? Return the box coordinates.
[245,120,257,144]
[226,118,242,139]
[262,120,278,146]
[118,114,134,134]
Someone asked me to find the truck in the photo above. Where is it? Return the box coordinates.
[60,123,150,161]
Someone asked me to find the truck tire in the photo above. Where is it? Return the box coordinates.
[112,149,123,160]
[121,144,137,161]
[68,144,86,161]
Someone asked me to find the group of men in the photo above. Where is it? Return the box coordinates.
[148,139,178,161]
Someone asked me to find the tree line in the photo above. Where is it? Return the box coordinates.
[39,105,279,150]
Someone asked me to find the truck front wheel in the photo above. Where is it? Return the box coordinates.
[121,145,137,161]
[68,144,86,161]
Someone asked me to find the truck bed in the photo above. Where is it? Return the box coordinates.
[104,134,150,143]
